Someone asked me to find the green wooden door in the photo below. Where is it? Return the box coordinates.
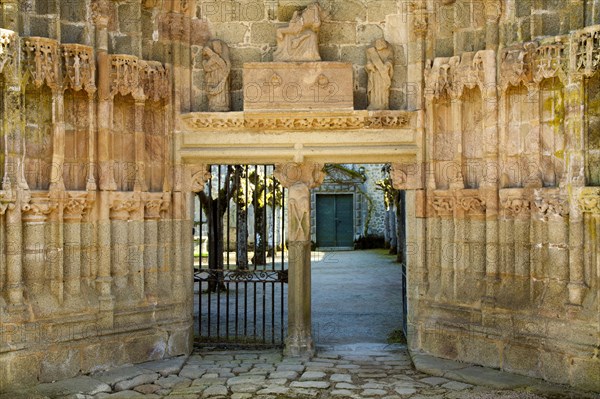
[316,194,354,248]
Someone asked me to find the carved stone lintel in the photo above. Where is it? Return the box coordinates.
[0,29,18,79]
[274,162,325,189]
[22,36,61,91]
[578,188,600,214]
[182,111,411,131]
[62,43,96,94]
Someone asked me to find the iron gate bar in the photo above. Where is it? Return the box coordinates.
[195,164,287,347]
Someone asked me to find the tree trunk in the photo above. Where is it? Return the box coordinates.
[236,203,248,270]
[253,203,267,265]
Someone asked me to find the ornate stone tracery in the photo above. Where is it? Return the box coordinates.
[62,44,96,94]
[109,54,142,99]
[22,36,61,90]
[499,42,537,92]
[0,29,18,78]
[572,25,600,77]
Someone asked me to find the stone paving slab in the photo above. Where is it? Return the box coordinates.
[9,345,600,399]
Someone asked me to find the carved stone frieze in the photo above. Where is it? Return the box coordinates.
[572,25,600,78]
[141,61,170,102]
[499,42,537,91]
[109,54,143,99]
[22,36,61,90]
[63,192,94,221]
[578,188,600,214]
[533,39,567,83]
[428,193,454,217]
[182,111,411,131]
[457,192,486,215]
[62,44,96,94]
[109,192,142,220]
[0,29,18,78]
[499,189,530,218]
[533,189,569,218]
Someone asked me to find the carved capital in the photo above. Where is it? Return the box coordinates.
[22,36,61,90]
[390,162,422,190]
[91,0,111,27]
[428,193,454,217]
[533,189,568,218]
[144,192,170,219]
[274,163,325,189]
[63,192,94,221]
[0,188,15,215]
[499,189,530,218]
[190,165,212,193]
[456,191,486,215]
[22,193,57,222]
[578,188,600,214]
[109,192,142,220]
[0,29,18,79]
[62,43,96,94]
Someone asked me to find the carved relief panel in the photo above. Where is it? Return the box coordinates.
[433,94,454,190]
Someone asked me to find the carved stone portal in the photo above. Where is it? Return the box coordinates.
[273,3,323,62]
[203,39,231,112]
[366,39,394,110]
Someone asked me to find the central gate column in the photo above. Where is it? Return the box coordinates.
[275,162,325,357]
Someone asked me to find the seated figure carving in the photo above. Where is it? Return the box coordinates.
[273,3,323,62]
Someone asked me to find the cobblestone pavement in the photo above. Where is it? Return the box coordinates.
[17,343,590,399]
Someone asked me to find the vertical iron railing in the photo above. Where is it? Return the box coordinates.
[194,165,287,346]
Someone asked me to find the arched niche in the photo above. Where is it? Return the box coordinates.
[539,77,565,187]
[144,99,166,192]
[433,92,454,190]
[461,86,483,189]
[586,71,600,186]
[63,89,90,190]
[112,93,136,191]
[503,83,538,188]
[24,84,53,190]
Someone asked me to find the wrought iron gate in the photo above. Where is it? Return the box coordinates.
[194,165,288,346]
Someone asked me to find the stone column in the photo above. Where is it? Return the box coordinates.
[144,199,161,302]
[63,198,87,298]
[133,96,147,192]
[21,198,54,297]
[49,89,65,192]
[274,162,325,357]
[484,0,501,52]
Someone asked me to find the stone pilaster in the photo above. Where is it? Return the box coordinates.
[274,162,325,357]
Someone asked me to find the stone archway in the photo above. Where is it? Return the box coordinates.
[178,109,424,357]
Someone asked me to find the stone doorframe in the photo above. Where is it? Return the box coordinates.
[177,109,423,357]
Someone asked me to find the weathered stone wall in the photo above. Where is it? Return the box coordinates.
[0,0,205,389]
[405,0,600,391]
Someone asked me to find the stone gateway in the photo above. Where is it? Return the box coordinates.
[0,0,599,394]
